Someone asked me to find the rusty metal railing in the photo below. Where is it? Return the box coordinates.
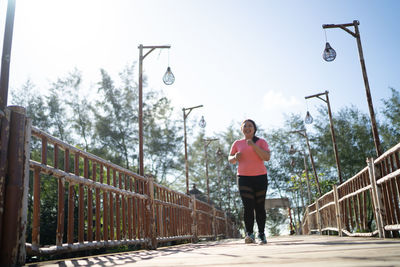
[24,126,237,257]
[302,142,400,238]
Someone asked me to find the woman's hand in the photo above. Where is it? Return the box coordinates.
[247,139,270,161]
[228,152,241,164]
[246,139,255,146]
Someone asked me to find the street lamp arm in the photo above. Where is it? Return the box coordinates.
[184,105,203,111]
[305,91,328,104]
[322,22,358,38]
[204,138,218,147]
[183,105,204,120]
[316,96,326,103]
[139,45,171,60]
[322,21,358,29]
[142,48,156,60]
[141,45,171,49]
[338,25,357,38]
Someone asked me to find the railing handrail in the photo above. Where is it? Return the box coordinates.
[337,166,368,189]
[302,141,400,239]
[374,142,400,164]
[31,126,147,182]
[25,126,237,257]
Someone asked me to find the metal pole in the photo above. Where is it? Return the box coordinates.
[217,159,222,208]
[325,92,343,183]
[304,132,322,196]
[138,45,144,176]
[353,21,382,157]
[0,0,16,110]
[305,91,343,184]
[138,44,171,176]
[203,138,217,204]
[183,109,189,194]
[303,153,312,204]
[183,105,203,194]
[322,21,382,157]
[291,130,322,196]
[297,173,305,216]
[204,142,210,203]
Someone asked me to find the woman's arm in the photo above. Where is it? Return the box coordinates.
[228,142,241,164]
[247,139,271,161]
[228,154,237,164]
[228,152,241,164]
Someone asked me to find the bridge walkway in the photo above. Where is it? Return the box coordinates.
[25,235,400,267]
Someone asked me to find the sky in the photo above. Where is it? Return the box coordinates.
[1,0,400,137]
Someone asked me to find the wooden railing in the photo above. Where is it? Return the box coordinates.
[0,107,238,266]
[302,142,400,238]
[27,127,237,255]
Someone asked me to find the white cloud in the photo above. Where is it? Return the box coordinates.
[262,90,302,111]
[256,90,304,129]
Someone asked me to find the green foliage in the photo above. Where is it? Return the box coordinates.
[11,80,51,131]
[311,105,376,181]
[380,87,400,150]
[10,64,400,243]
[145,96,183,185]
[92,68,138,169]
[266,208,287,236]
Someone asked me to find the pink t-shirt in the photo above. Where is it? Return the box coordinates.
[230,138,269,176]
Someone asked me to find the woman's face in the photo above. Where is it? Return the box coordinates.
[241,120,255,138]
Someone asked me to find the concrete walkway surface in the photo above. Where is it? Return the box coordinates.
[25,235,400,267]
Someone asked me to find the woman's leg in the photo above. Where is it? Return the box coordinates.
[254,174,268,234]
[238,176,255,234]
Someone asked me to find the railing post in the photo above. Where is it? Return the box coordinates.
[224,211,228,238]
[0,106,31,266]
[212,206,217,240]
[333,185,343,237]
[307,206,311,234]
[190,195,198,242]
[367,157,385,238]
[146,176,157,249]
[315,198,322,234]
[301,206,308,235]
[0,108,11,247]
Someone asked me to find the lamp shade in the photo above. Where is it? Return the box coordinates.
[323,42,336,62]
[199,115,206,128]
[304,111,313,124]
[163,66,175,85]
[288,145,296,155]
[216,147,223,157]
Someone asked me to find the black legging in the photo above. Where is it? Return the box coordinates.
[238,174,268,234]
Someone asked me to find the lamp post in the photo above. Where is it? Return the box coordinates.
[0,0,16,110]
[290,130,322,196]
[138,44,174,176]
[203,138,218,203]
[322,20,382,157]
[216,147,223,208]
[289,145,312,204]
[183,105,203,194]
[305,90,343,184]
